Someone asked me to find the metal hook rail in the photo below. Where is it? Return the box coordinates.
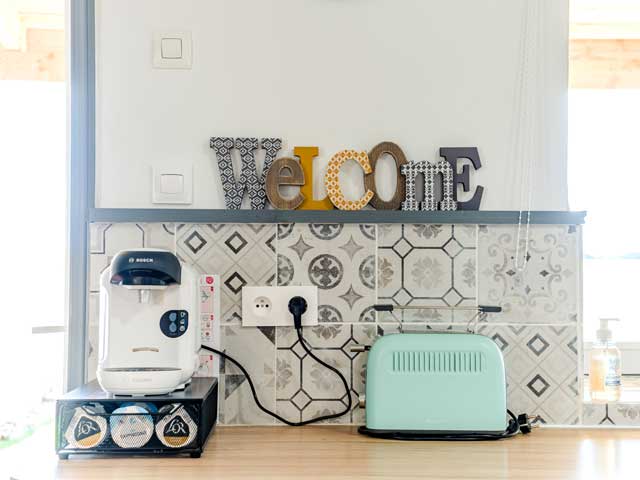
[372,304,502,334]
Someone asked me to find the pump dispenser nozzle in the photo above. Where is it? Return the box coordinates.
[596,318,620,343]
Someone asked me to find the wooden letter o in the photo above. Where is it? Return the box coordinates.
[364,141,408,210]
[266,158,305,210]
[324,150,374,210]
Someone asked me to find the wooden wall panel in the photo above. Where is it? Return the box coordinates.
[570,1,640,89]
[570,39,640,89]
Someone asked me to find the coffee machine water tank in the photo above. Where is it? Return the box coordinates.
[97,249,200,395]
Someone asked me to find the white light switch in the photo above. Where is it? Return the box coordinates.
[152,166,192,204]
[153,32,192,69]
[161,38,182,59]
[160,174,184,194]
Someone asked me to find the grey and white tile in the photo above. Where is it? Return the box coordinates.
[275,324,376,424]
[218,373,275,426]
[221,325,276,379]
[278,224,376,323]
[218,325,276,425]
[176,224,276,324]
[476,324,580,425]
[583,403,640,426]
[477,224,579,324]
[377,224,477,323]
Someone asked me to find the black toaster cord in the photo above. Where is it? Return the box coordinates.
[357,409,530,441]
[200,297,352,426]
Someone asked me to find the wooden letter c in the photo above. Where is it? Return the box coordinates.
[324,150,374,210]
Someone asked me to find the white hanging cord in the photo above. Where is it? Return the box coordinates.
[513,0,542,272]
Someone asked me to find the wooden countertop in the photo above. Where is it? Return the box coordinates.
[17,426,640,479]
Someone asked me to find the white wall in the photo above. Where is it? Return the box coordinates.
[95,0,568,210]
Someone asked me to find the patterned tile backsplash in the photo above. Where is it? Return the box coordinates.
[88,222,586,426]
[278,224,377,323]
[476,324,580,425]
[176,224,277,325]
[377,224,477,324]
[583,403,640,426]
[276,324,376,424]
[477,225,579,324]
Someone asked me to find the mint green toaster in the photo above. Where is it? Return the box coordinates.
[359,332,513,439]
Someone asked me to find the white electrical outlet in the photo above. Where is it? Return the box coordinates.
[241,286,318,327]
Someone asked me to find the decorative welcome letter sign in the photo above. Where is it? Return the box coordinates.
[210,135,484,211]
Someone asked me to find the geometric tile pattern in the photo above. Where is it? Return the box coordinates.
[582,403,640,426]
[278,224,376,323]
[218,325,276,425]
[377,224,477,323]
[176,224,277,324]
[476,324,581,425]
[87,221,585,426]
[275,324,376,424]
[477,224,580,324]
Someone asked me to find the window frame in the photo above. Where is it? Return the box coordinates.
[66,0,94,391]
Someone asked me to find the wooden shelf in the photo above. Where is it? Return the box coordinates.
[89,209,586,225]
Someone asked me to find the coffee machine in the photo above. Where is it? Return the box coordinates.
[97,249,200,395]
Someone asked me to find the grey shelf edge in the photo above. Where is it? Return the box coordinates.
[89,209,586,225]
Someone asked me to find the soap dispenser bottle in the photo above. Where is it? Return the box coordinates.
[589,318,622,403]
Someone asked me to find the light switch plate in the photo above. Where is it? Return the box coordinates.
[160,174,184,194]
[161,37,183,59]
[241,286,318,327]
[153,31,192,69]
[152,165,193,204]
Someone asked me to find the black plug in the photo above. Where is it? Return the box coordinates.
[517,413,534,434]
[288,296,308,330]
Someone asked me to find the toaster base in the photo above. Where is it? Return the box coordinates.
[358,425,513,441]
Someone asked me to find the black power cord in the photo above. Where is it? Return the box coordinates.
[357,409,526,441]
[200,296,352,426]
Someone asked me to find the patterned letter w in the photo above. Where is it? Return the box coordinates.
[210,137,282,209]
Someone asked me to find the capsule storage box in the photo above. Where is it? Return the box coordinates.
[55,377,217,459]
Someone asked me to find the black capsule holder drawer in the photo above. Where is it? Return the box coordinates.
[55,378,217,459]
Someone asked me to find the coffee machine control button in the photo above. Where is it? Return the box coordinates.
[160,310,189,338]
